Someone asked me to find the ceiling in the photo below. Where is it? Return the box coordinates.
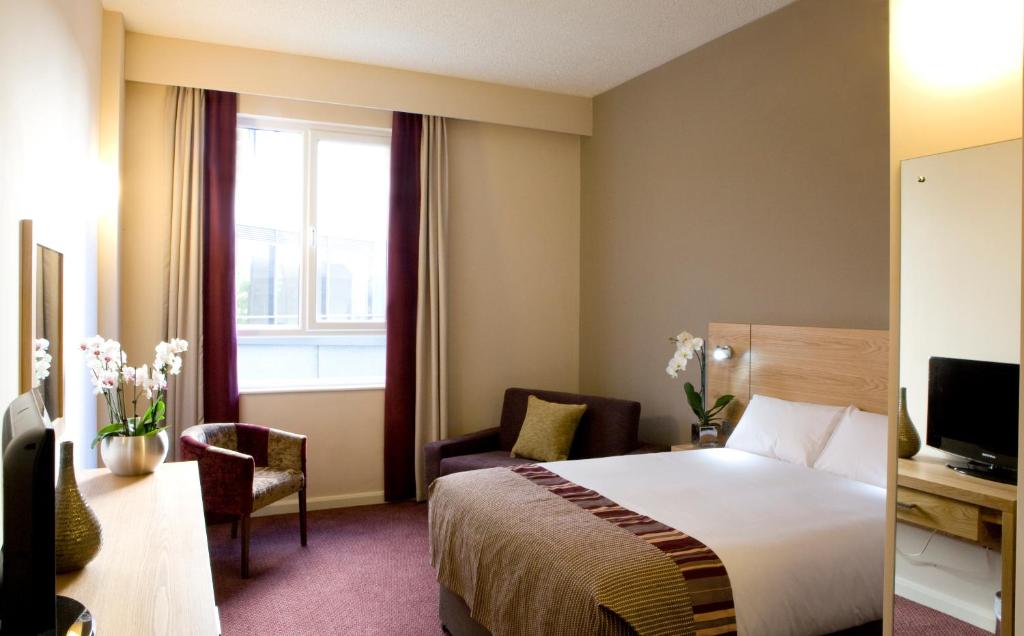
[104,0,795,97]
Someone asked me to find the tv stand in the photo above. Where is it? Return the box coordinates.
[898,456,1016,632]
[947,459,1018,485]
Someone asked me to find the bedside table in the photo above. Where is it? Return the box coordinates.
[671,442,699,452]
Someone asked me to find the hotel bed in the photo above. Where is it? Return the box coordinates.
[429,323,890,636]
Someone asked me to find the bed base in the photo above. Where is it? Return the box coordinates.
[439,584,882,636]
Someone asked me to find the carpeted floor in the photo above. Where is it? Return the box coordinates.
[209,502,440,635]
[210,503,995,635]
[894,596,993,636]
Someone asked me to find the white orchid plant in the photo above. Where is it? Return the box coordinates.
[666,330,734,429]
[33,338,52,384]
[82,336,189,448]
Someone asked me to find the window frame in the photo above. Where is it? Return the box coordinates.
[234,115,391,390]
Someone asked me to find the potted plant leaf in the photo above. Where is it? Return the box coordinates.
[666,331,734,446]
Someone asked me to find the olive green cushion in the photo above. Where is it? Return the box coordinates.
[510,395,587,462]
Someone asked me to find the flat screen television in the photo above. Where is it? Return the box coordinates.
[927,356,1019,484]
[1,391,55,635]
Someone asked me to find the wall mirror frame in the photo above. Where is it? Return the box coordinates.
[891,138,1022,634]
[19,219,65,420]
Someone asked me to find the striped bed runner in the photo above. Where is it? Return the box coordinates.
[510,464,737,636]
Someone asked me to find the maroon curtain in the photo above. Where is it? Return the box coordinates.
[202,90,240,423]
[384,112,423,501]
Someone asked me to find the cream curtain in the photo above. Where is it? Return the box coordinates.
[164,86,205,460]
[414,116,449,500]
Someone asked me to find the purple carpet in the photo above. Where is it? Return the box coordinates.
[209,502,440,635]
[209,503,994,635]
[894,596,993,636]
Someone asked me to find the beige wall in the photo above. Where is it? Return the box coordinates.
[579,0,890,445]
[120,86,581,505]
[887,0,1023,628]
[0,0,103,467]
[447,119,581,436]
[125,32,591,136]
[239,389,385,511]
[121,82,172,361]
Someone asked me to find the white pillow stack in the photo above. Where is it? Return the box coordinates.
[813,406,888,488]
[725,395,844,466]
[725,394,888,488]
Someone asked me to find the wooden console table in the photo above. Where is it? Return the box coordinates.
[897,456,1016,631]
[56,462,220,635]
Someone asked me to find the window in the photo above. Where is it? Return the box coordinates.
[234,117,391,390]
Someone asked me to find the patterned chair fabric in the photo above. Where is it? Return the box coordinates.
[181,423,306,514]
[181,422,308,577]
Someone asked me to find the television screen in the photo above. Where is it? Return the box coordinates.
[1,391,55,635]
[927,356,1019,470]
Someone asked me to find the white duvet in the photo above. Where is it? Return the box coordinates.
[540,448,885,636]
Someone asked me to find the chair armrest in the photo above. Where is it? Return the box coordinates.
[181,437,256,516]
[268,428,307,475]
[427,427,501,459]
[423,427,501,489]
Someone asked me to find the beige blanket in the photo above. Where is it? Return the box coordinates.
[429,466,736,636]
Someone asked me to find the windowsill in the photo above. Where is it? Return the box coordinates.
[239,383,385,396]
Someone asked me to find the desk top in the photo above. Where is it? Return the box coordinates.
[56,462,219,635]
[898,453,1017,512]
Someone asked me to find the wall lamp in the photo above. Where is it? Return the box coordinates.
[712,345,733,361]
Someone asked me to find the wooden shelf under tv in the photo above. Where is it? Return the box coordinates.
[897,454,1016,631]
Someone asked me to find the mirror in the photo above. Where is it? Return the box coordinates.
[19,219,64,419]
[895,139,1021,634]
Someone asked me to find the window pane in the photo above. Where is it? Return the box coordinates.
[235,126,304,327]
[315,136,390,323]
[237,334,386,388]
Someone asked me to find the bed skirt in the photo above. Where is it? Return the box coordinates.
[439,584,883,636]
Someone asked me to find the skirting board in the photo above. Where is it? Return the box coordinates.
[895,576,995,632]
[252,490,386,518]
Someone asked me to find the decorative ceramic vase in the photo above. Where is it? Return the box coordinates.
[55,441,102,573]
[897,386,921,459]
[100,429,169,476]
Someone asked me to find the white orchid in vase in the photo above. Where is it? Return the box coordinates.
[666,330,734,432]
[33,338,52,383]
[83,336,189,448]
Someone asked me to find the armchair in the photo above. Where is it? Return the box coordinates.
[424,388,643,490]
[180,423,307,578]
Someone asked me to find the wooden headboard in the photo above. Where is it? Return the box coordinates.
[707,323,889,423]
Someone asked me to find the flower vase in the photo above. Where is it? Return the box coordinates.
[100,428,169,476]
[897,387,921,459]
[55,441,102,573]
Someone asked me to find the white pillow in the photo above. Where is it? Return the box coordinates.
[813,406,887,488]
[725,394,844,466]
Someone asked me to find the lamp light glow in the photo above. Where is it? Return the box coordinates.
[893,0,1023,91]
[712,345,733,361]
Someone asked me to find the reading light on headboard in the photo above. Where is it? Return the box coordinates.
[712,345,733,361]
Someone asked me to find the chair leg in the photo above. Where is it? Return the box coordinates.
[230,519,238,539]
[240,514,251,578]
[299,488,308,547]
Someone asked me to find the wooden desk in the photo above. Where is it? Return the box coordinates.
[56,462,219,635]
[897,456,1016,631]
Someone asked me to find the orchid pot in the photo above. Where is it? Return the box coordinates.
[82,336,188,476]
[99,424,169,476]
[667,330,735,446]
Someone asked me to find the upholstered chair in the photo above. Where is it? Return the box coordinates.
[180,423,307,578]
